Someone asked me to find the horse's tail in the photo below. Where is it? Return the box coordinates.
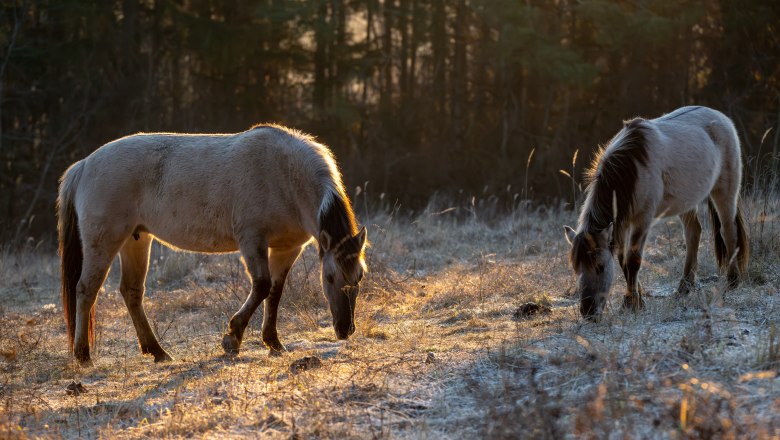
[708,198,727,269]
[734,201,749,273]
[708,197,750,273]
[57,161,89,351]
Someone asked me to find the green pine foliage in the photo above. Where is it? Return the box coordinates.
[0,0,778,241]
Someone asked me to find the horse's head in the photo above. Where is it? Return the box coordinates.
[319,226,368,339]
[564,224,614,321]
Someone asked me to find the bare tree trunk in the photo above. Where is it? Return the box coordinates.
[0,3,25,155]
[409,0,418,102]
[380,0,395,110]
[360,0,375,147]
[314,0,329,112]
[332,0,346,102]
[399,0,409,112]
[452,0,467,151]
[773,94,780,165]
[431,0,446,114]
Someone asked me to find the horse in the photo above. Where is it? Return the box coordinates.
[563,106,749,320]
[57,124,368,365]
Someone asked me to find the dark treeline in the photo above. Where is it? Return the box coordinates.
[1,0,779,241]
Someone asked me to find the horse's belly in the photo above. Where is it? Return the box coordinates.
[145,220,238,253]
[655,165,718,218]
[655,198,694,218]
[155,233,239,253]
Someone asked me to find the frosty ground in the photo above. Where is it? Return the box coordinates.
[1,193,778,439]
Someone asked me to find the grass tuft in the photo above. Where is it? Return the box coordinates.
[0,190,778,437]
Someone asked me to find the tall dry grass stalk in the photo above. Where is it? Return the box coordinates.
[0,185,778,438]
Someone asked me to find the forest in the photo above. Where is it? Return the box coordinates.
[1,0,778,241]
[2,2,780,438]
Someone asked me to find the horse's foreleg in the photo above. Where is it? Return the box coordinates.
[623,228,648,312]
[677,210,701,295]
[119,233,173,362]
[615,236,629,285]
[262,246,303,356]
[222,238,271,355]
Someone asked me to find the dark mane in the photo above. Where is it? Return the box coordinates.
[318,190,361,262]
[582,118,649,234]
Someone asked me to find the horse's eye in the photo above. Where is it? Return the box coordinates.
[326,275,334,284]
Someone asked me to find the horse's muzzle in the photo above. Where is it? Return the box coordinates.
[579,294,605,321]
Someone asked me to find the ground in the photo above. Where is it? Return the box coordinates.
[1,193,778,439]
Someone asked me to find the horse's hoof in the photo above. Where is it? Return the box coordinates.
[266,339,287,357]
[74,348,92,367]
[221,334,241,355]
[268,347,286,357]
[622,294,645,312]
[676,279,694,296]
[263,336,286,356]
[726,272,740,290]
[153,351,175,363]
[76,356,93,368]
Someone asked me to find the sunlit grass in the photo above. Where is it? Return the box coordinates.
[0,189,778,438]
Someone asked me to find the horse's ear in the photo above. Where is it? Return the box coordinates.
[355,226,368,251]
[319,230,333,252]
[563,226,577,245]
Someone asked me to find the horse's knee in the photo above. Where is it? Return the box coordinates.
[76,280,99,303]
[252,277,272,296]
[119,285,144,307]
[626,253,642,279]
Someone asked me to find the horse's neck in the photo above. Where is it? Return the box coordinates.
[579,192,608,232]
[318,191,356,246]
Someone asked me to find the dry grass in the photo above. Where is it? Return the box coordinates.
[1,191,779,439]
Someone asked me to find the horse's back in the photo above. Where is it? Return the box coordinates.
[73,127,326,252]
[652,106,739,155]
[640,106,740,218]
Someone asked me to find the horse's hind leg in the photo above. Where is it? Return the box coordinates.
[261,246,303,356]
[677,209,702,295]
[222,237,271,355]
[73,232,124,365]
[119,233,173,362]
[710,190,741,288]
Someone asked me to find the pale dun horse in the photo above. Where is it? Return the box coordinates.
[564,106,749,320]
[58,125,368,364]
